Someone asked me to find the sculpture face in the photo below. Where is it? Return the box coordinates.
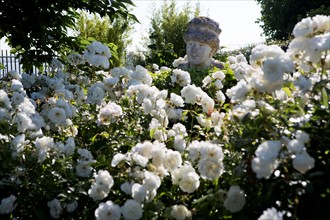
[186,41,213,68]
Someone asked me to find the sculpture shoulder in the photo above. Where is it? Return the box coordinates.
[177,60,224,70]
[177,61,189,70]
[211,60,224,69]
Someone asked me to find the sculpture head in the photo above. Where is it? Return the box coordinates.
[182,16,222,68]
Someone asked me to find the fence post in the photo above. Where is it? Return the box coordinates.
[0,50,50,76]
[0,50,23,76]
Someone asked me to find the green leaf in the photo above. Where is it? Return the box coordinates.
[90,133,99,143]
[321,87,329,108]
[119,0,135,5]
[87,37,96,42]
[80,39,91,45]
[282,87,291,97]
[192,194,213,205]
[150,128,156,139]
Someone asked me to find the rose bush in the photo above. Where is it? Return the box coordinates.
[0,15,329,219]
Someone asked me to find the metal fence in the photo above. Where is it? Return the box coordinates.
[0,50,45,77]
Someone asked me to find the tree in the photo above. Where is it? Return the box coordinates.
[76,12,135,66]
[256,0,330,41]
[146,0,200,67]
[0,0,137,70]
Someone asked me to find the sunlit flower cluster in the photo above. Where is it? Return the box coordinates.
[88,170,114,201]
[289,15,330,71]
[251,140,282,179]
[258,207,284,220]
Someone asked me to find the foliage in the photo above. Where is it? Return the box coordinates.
[146,0,200,67]
[0,0,137,70]
[256,0,330,41]
[215,44,258,64]
[75,11,135,67]
[125,51,147,69]
[0,15,330,220]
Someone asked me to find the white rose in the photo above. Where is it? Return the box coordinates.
[95,201,121,220]
[198,158,224,180]
[0,195,17,214]
[131,183,147,202]
[215,90,226,103]
[262,57,284,83]
[214,79,224,89]
[88,184,110,201]
[111,153,127,167]
[292,150,315,174]
[163,150,182,172]
[293,17,314,37]
[202,75,212,87]
[255,140,282,161]
[48,107,67,125]
[121,200,143,220]
[171,69,191,87]
[170,93,185,107]
[95,170,114,187]
[132,153,149,167]
[251,157,278,179]
[295,130,310,143]
[179,171,200,193]
[143,171,161,191]
[47,199,62,219]
[196,114,212,129]
[201,95,214,113]
[258,207,284,220]
[226,79,249,103]
[286,139,305,154]
[223,186,246,213]
[65,201,78,213]
[212,71,225,80]
[173,135,186,152]
[200,142,224,161]
[171,163,195,184]
[170,205,192,220]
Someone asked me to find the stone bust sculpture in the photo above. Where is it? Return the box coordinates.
[178,16,223,69]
